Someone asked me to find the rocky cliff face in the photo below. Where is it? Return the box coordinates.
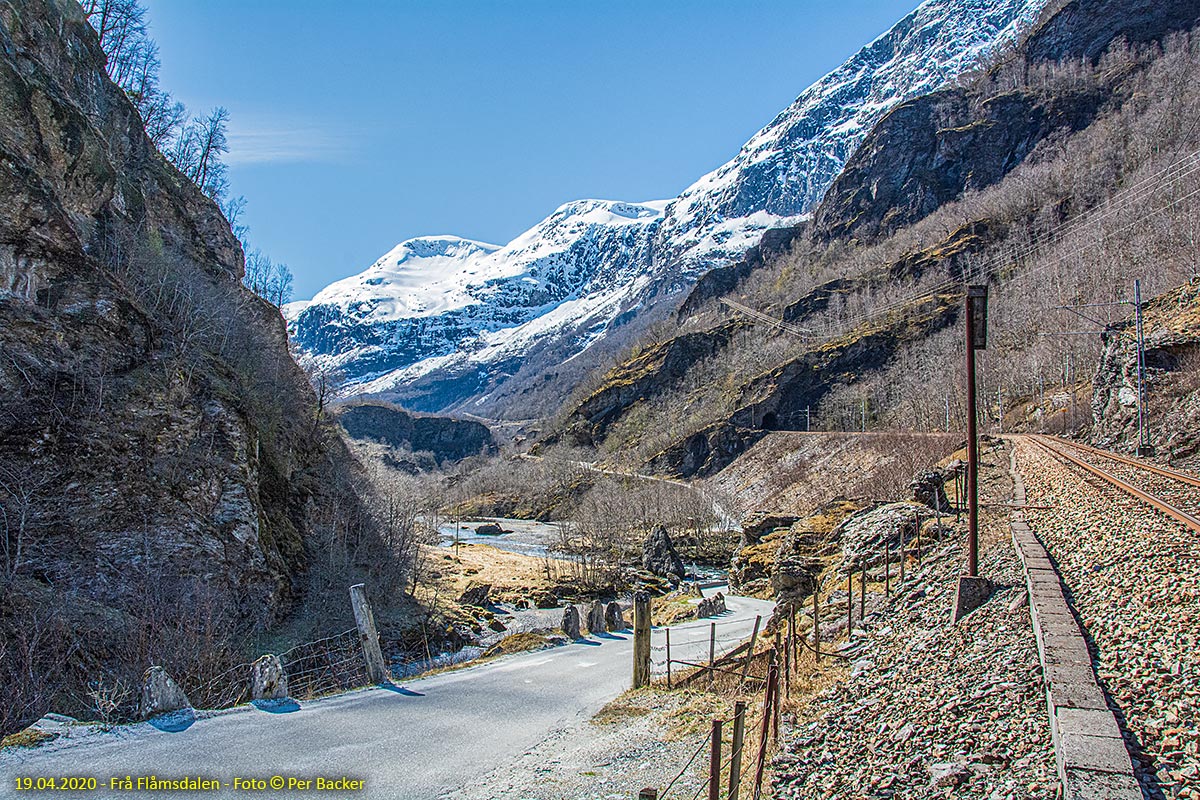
[1091,282,1200,463]
[337,402,496,463]
[0,0,378,731]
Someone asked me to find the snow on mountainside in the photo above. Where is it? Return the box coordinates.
[656,0,1047,268]
[288,199,667,405]
[289,0,1047,414]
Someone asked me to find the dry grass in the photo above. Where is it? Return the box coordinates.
[415,543,573,608]
[481,632,555,658]
[0,728,58,750]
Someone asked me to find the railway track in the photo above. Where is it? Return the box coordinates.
[1027,434,1200,534]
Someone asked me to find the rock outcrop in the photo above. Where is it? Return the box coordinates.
[336,401,495,463]
[642,526,686,583]
[0,0,381,734]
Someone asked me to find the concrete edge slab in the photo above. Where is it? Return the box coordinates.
[1008,445,1139,800]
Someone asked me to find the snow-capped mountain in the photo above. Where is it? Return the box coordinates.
[288,0,1046,414]
[288,199,666,404]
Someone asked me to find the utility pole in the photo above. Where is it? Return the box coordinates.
[965,285,986,578]
[1134,279,1154,456]
[805,406,811,432]
[953,285,992,623]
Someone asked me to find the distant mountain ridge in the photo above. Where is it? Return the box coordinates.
[287,0,1047,415]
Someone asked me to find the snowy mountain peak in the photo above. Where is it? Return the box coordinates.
[289,0,1048,414]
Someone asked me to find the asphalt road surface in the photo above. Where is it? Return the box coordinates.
[0,593,774,800]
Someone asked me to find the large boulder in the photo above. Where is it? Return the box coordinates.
[586,600,606,635]
[250,655,289,701]
[642,526,686,582]
[457,581,491,608]
[139,667,191,719]
[835,502,922,572]
[910,470,950,512]
[561,605,581,639]
[605,601,624,631]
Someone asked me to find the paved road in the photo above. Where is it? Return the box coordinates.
[0,593,773,800]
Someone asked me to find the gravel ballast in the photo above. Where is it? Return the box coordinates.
[1017,438,1200,800]
[772,445,1058,799]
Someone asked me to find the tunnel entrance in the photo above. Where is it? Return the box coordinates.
[760,411,779,431]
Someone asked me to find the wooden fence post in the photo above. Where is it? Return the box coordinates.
[709,622,717,688]
[812,591,820,663]
[349,584,387,685]
[708,718,723,800]
[633,592,651,689]
[729,700,746,800]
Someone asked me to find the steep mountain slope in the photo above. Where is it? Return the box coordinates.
[0,0,385,733]
[288,0,1045,416]
[558,0,1200,478]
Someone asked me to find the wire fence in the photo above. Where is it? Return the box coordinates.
[278,628,368,701]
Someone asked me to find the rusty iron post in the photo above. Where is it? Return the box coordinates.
[708,718,723,800]
[859,565,866,626]
[729,701,746,800]
[966,285,988,576]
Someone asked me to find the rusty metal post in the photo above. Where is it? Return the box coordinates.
[915,510,922,567]
[846,574,853,632]
[729,701,746,800]
[666,628,672,689]
[708,718,723,800]
[885,547,890,595]
[966,285,988,577]
[859,566,866,626]
[752,663,775,800]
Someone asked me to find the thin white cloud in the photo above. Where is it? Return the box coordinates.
[226,116,351,165]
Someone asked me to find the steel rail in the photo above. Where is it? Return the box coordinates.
[1028,436,1200,534]
[1034,434,1200,488]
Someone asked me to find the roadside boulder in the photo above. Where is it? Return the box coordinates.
[586,600,606,635]
[561,605,581,639]
[605,601,624,631]
[250,654,288,701]
[642,526,685,582]
[139,666,191,719]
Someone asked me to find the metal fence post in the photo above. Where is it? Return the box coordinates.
[729,701,746,800]
[708,718,723,800]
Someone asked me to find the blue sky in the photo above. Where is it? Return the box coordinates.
[144,1,920,299]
